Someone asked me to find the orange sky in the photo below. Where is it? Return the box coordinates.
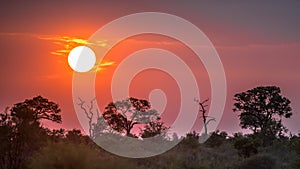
[1,1,300,135]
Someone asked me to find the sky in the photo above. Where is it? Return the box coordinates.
[0,0,300,135]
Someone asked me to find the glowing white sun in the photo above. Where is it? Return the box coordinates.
[68,46,96,72]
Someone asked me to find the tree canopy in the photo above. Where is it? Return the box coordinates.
[233,86,293,141]
[103,97,159,136]
[11,95,61,124]
[140,117,169,138]
[0,93,299,169]
[0,96,62,169]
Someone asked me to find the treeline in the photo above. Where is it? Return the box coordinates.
[0,86,300,169]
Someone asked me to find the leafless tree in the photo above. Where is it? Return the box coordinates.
[77,97,110,140]
[194,98,215,137]
[77,97,99,139]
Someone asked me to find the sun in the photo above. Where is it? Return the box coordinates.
[68,46,96,72]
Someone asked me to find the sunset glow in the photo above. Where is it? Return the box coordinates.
[1,1,300,167]
[0,1,299,136]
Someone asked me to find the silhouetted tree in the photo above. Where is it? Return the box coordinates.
[77,97,99,139]
[12,96,61,123]
[194,98,215,138]
[103,97,158,136]
[77,98,112,140]
[0,96,61,169]
[233,86,293,145]
[140,117,169,138]
[47,128,65,142]
[0,107,13,169]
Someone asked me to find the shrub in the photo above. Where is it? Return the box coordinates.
[29,142,100,169]
[204,131,228,148]
[291,137,300,168]
[234,136,260,158]
[179,131,200,148]
[235,154,275,169]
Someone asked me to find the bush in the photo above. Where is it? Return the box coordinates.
[179,131,200,148]
[204,131,228,148]
[29,142,101,169]
[291,137,300,168]
[235,154,275,169]
[234,136,260,158]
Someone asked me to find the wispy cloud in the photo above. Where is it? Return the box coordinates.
[38,35,115,72]
[0,32,115,73]
[95,61,115,72]
[38,35,108,56]
[0,32,108,56]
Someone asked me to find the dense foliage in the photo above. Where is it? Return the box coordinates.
[233,86,293,145]
[103,97,158,136]
[0,86,299,169]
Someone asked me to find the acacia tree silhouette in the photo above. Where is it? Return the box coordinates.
[103,97,158,136]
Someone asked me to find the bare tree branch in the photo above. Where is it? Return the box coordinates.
[77,97,96,139]
[195,98,215,137]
